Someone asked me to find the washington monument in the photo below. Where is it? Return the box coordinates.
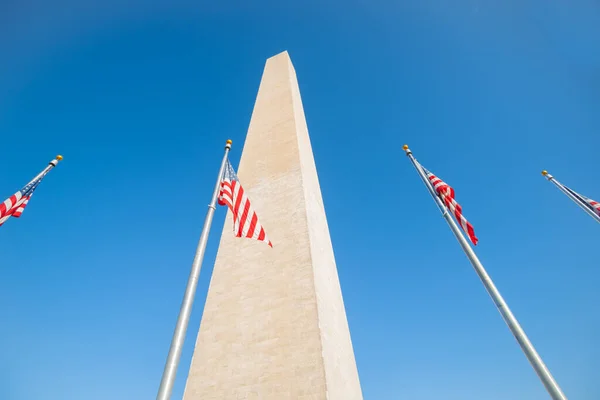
[182,51,363,399]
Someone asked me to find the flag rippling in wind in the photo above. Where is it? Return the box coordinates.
[562,185,600,217]
[0,158,59,227]
[419,163,479,245]
[218,158,272,247]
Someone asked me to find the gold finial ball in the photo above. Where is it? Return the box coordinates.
[56,155,63,161]
[541,170,548,176]
[226,139,232,145]
[402,144,409,150]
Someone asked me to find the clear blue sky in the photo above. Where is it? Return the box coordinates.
[1,1,598,399]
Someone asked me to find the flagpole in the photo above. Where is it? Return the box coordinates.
[25,155,63,185]
[403,145,567,400]
[38,155,63,178]
[156,139,232,400]
[542,170,600,224]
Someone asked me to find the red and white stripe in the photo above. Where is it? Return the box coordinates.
[11,194,32,218]
[0,192,29,226]
[583,196,600,216]
[218,164,272,247]
[425,169,479,245]
[561,182,600,218]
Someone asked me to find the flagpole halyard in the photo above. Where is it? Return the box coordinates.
[404,145,568,400]
[542,169,600,224]
[156,140,232,400]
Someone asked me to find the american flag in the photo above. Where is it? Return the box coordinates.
[562,185,600,217]
[0,159,58,227]
[217,158,272,247]
[419,163,479,245]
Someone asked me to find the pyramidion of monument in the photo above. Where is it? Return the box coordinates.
[182,51,363,399]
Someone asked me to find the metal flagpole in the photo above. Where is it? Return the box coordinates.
[23,155,63,186]
[156,139,232,400]
[36,155,63,179]
[542,170,600,224]
[403,145,568,400]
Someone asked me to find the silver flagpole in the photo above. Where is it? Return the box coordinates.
[542,170,600,224]
[404,145,567,400]
[37,155,63,179]
[156,139,232,400]
[25,155,63,185]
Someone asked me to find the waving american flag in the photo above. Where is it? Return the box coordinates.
[562,185,600,217]
[217,158,272,247]
[419,163,479,245]
[542,170,600,224]
[0,156,62,227]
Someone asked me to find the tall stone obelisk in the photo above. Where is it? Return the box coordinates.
[182,51,363,399]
